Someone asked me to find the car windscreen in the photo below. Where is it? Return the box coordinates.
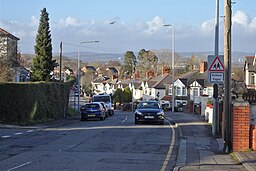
[93,96,110,103]
[137,102,160,109]
[85,104,100,109]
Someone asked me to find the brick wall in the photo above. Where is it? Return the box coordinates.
[232,102,250,152]
[250,125,256,150]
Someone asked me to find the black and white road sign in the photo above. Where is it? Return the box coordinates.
[208,55,224,83]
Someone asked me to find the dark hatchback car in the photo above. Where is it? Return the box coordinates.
[80,102,106,121]
[134,101,165,125]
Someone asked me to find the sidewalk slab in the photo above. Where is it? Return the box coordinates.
[167,112,247,171]
[234,152,256,171]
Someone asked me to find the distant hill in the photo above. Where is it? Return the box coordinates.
[179,51,253,64]
[22,51,253,64]
[62,51,124,62]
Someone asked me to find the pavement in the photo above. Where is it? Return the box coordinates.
[167,112,256,171]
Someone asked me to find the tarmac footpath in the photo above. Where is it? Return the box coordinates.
[166,112,250,171]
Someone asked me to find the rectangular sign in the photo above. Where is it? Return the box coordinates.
[210,72,224,82]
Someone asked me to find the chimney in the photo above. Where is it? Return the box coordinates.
[162,66,171,75]
[200,62,208,73]
[134,71,140,80]
[146,70,155,79]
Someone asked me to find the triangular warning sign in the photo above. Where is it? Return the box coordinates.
[209,56,224,71]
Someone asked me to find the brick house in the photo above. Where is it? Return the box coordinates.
[0,28,20,82]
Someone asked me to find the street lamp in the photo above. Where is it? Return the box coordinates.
[78,41,99,112]
[163,24,175,112]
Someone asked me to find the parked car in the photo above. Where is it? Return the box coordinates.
[92,94,114,115]
[134,101,165,125]
[80,102,106,121]
[99,102,109,118]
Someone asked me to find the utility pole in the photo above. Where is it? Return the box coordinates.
[59,41,62,82]
[224,0,232,153]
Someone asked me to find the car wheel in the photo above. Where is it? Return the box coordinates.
[81,116,85,121]
[100,116,105,121]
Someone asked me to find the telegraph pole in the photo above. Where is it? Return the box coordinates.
[59,41,62,82]
[224,0,232,153]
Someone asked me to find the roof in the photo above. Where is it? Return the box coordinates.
[0,28,20,40]
[106,67,118,74]
[179,70,213,87]
[83,66,96,72]
[145,73,172,89]
[179,78,188,86]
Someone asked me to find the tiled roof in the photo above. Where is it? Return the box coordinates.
[145,73,172,89]
[106,67,118,74]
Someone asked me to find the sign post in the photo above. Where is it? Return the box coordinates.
[208,55,224,135]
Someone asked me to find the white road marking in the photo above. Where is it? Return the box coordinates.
[121,116,128,123]
[7,161,32,171]
[1,135,11,138]
[58,144,77,152]
[160,119,176,171]
[26,130,34,133]
[14,132,23,135]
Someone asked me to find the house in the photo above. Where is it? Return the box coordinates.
[0,28,20,82]
[91,75,110,94]
[106,66,119,80]
[141,73,172,101]
[244,55,256,90]
[165,62,213,110]
[81,65,96,74]
[63,67,74,76]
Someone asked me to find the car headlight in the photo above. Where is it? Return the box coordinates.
[135,110,142,115]
[157,111,164,115]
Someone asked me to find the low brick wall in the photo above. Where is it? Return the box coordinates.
[232,101,250,152]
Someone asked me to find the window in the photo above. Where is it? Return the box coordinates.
[169,86,173,95]
[251,73,255,84]
[182,87,186,96]
[193,87,199,97]
[176,87,181,96]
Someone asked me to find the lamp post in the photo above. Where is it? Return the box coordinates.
[164,24,175,112]
[78,41,99,112]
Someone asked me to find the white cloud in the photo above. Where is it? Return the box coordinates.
[201,19,215,34]
[145,16,164,35]
[30,16,38,26]
[249,17,256,30]
[233,10,249,27]
[1,11,255,54]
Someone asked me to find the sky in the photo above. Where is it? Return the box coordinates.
[0,0,256,55]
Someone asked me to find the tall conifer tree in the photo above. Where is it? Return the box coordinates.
[31,8,56,81]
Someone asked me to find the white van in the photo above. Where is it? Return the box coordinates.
[92,94,114,115]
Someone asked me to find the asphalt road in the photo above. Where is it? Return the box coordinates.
[0,111,178,171]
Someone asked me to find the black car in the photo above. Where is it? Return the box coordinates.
[134,101,165,125]
[80,102,106,121]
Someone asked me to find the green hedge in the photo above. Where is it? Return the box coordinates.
[0,79,74,124]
